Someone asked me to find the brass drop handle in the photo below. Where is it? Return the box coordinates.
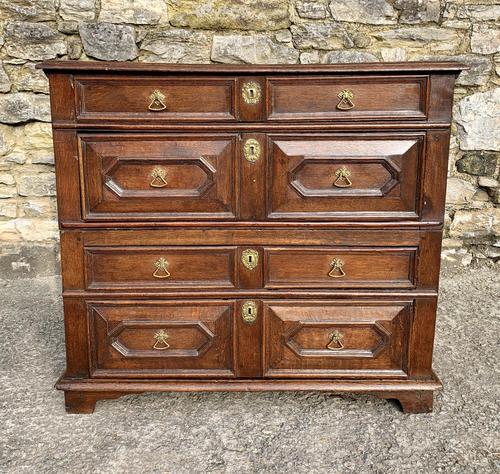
[327,330,344,351]
[153,329,170,350]
[328,258,346,278]
[336,89,355,111]
[148,89,167,111]
[153,258,171,279]
[333,166,352,188]
[150,167,167,188]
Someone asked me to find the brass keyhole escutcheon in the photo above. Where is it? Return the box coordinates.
[328,258,346,278]
[150,167,168,188]
[148,89,167,111]
[333,166,352,188]
[242,301,258,324]
[327,330,344,351]
[242,81,261,104]
[244,139,261,163]
[336,89,355,111]
[153,329,170,350]
[242,249,259,270]
[153,257,171,279]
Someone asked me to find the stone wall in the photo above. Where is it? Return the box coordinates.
[0,0,499,277]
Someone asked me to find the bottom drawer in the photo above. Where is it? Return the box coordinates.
[85,298,418,380]
[264,300,411,378]
[89,300,235,378]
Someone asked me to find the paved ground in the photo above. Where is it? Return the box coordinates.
[0,262,498,473]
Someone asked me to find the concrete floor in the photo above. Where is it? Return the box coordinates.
[0,262,499,473]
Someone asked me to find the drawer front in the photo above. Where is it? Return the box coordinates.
[79,134,237,220]
[265,247,416,289]
[75,76,237,122]
[264,300,410,378]
[267,76,427,121]
[268,133,424,220]
[85,246,237,290]
[89,301,235,377]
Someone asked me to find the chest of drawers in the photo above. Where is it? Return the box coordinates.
[39,61,464,414]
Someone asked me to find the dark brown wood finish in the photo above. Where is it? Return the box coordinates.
[75,75,237,122]
[267,75,428,121]
[40,60,465,414]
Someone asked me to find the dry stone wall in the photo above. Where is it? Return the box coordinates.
[0,0,499,276]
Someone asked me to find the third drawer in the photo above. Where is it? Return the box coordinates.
[82,245,417,291]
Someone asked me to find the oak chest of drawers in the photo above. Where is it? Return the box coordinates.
[39,61,464,414]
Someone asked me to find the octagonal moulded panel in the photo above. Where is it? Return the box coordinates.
[79,134,238,221]
[109,320,215,359]
[103,156,216,199]
[289,157,400,198]
[285,321,391,359]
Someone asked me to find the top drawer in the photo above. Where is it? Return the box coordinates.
[267,75,428,122]
[74,74,429,124]
[75,75,237,122]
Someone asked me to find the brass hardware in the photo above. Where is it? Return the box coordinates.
[336,89,355,111]
[242,300,258,324]
[326,330,344,351]
[243,139,261,163]
[333,166,352,188]
[148,89,167,111]
[153,257,171,279]
[241,249,259,270]
[242,82,261,105]
[150,167,168,188]
[153,329,170,350]
[328,258,346,278]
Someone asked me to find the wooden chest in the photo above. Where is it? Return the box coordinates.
[39,61,464,413]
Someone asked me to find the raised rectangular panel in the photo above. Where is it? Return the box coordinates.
[267,75,428,121]
[264,247,417,289]
[75,76,237,122]
[85,246,238,291]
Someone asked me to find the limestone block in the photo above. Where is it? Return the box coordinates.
[169,0,290,31]
[471,25,500,55]
[99,0,167,25]
[0,0,56,21]
[446,178,477,205]
[4,22,66,61]
[212,34,299,64]
[59,0,95,21]
[291,22,348,50]
[329,0,397,25]
[0,93,51,124]
[17,173,56,197]
[456,89,500,151]
[140,28,211,63]
[79,23,138,61]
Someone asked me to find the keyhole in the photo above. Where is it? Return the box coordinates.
[248,255,253,263]
[248,88,255,98]
[249,145,255,155]
[248,307,253,315]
